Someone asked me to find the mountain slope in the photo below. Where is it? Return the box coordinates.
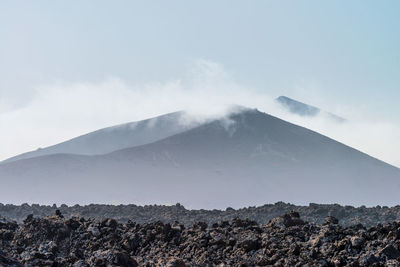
[0,109,398,208]
[276,96,346,122]
[2,111,199,163]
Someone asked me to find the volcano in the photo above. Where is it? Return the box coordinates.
[0,108,398,208]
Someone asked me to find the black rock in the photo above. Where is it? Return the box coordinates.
[0,211,399,266]
[0,249,23,267]
[55,209,64,218]
[378,244,400,260]
[324,216,339,225]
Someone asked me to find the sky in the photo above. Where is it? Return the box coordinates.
[0,1,399,166]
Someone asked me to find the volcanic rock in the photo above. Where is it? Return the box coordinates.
[0,212,398,266]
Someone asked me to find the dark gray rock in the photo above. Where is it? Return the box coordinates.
[0,249,23,267]
[378,245,400,260]
[0,212,399,266]
[2,202,400,228]
[324,216,339,225]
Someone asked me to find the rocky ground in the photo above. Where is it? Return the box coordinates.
[1,211,400,266]
[1,202,400,227]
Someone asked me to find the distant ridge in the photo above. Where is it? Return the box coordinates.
[276,96,346,122]
[2,111,199,163]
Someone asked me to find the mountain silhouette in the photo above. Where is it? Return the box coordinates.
[0,108,398,208]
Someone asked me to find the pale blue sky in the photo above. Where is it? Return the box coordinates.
[0,1,399,163]
[1,1,400,116]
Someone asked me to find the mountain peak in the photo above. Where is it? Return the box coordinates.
[276,96,321,117]
[276,96,346,122]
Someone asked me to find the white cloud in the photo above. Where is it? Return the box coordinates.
[0,59,399,167]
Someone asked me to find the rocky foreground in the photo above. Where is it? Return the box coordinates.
[1,211,400,266]
[1,202,400,227]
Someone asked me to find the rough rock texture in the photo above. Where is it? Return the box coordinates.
[1,202,400,227]
[1,211,400,266]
